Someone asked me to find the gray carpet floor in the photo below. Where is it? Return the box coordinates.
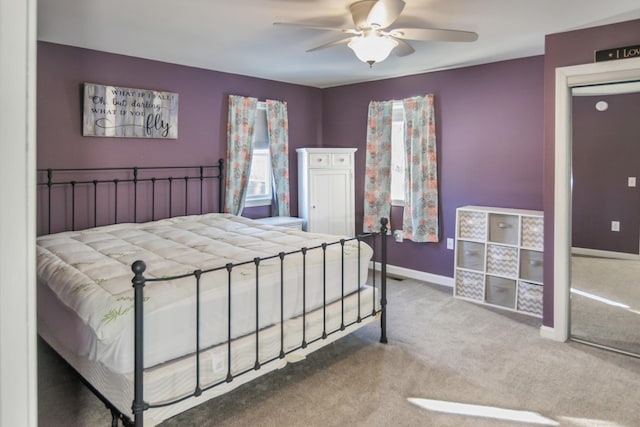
[38,277,640,426]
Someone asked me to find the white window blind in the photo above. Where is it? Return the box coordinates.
[390,101,405,206]
[245,102,272,207]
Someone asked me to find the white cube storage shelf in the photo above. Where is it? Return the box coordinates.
[454,206,544,317]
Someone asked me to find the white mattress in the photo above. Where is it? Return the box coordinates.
[36,213,373,374]
[39,272,379,426]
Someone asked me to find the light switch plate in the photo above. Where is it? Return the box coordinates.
[611,221,620,232]
[628,177,636,187]
[446,238,454,250]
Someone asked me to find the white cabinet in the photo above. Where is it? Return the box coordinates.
[454,205,544,317]
[297,148,356,236]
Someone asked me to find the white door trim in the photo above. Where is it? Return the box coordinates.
[551,57,640,342]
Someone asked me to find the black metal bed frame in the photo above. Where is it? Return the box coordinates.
[37,161,388,427]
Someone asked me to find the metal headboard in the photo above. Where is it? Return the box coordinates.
[37,160,224,235]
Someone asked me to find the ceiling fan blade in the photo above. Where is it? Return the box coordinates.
[306,37,353,52]
[393,38,415,57]
[273,21,358,34]
[390,27,478,42]
[367,0,406,29]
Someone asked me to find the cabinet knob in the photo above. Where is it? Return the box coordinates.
[317,158,323,162]
[312,205,316,209]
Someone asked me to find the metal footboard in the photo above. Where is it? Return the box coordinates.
[128,218,388,427]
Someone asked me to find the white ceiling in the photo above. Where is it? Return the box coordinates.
[37,0,640,88]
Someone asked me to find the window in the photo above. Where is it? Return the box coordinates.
[390,101,405,206]
[245,102,273,207]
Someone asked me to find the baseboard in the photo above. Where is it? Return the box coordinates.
[370,262,454,288]
[539,325,565,342]
[572,247,640,260]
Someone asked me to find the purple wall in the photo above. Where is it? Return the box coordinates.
[322,56,544,277]
[572,93,640,254]
[38,42,545,275]
[40,19,640,329]
[37,42,323,230]
[543,18,640,327]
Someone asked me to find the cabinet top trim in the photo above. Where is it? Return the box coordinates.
[297,147,357,154]
[457,205,543,217]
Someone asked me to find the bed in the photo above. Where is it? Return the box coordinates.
[37,163,388,426]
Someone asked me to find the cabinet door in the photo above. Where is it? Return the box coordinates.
[308,169,353,235]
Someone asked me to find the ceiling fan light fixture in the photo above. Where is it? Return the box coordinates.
[348,35,398,66]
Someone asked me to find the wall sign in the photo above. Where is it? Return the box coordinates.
[595,44,640,63]
[83,83,178,139]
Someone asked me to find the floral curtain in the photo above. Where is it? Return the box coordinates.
[224,95,258,215]
[363,100,394,232]
[266,99,291,216]
[402,94,439,242]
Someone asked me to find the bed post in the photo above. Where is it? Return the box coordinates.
[218,158,224,213]
[379,218,388,344]
[46,169,52,234]
[131,261,148,427]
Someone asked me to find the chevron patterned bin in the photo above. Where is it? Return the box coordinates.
[517,281,543,316]
[486,244,518,278]
[455,270,484,301]
[457,210,486,241]
[521,216,544,250]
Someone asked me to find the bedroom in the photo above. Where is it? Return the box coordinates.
[2,0,640,425]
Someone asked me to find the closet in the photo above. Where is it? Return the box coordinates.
[297,148,356,236]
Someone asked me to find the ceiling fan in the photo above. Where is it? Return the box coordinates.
[274,0,478,67]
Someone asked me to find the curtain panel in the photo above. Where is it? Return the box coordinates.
[402,94,439,242]
[224,95,258,215]
[363,100,393,233]
[266,99,291,217]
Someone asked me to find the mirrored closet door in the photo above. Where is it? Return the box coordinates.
[570,81,640,357]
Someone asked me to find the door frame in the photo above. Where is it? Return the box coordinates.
[552,56,640,342]
[0,0,37,424]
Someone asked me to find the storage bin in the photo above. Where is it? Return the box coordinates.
[517,281,543,316]
[456,241,485,271]
[486,244,518,278]
[485,276,516,309]
[519,249,543,283]
[457,210,487,241]
[488,213,518,245]
[521,216,544,250]
[455,270,484,301]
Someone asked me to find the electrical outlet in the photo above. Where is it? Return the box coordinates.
[446,238,454,250]
[611,221,620,232]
